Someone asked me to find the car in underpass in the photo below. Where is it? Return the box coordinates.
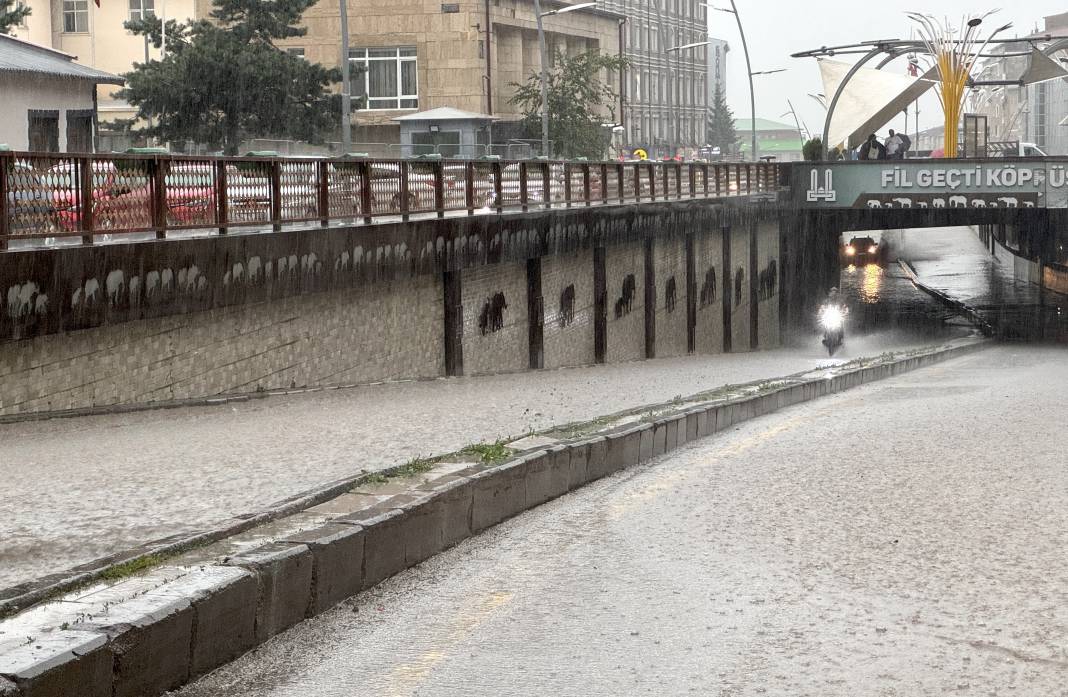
[842,235,882,266]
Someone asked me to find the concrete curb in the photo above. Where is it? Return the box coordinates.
[0,340,989,697]
[898,259,994,336]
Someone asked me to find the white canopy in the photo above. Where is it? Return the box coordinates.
[819,58,937,150]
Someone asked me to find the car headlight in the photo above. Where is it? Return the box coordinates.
[845,246,855,256]
[868,245,878,253]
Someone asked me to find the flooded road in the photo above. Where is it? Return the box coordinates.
[886,226,1068,340]
[0,226,987,592]
[176,346,1068,697]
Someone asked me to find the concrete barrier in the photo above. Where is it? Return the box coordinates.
[0,339,989,697]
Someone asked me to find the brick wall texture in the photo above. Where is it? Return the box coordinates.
[0,273,443,416]
[652,235,689,358]
[730,224,752,351]
[757,220,781,349]
[460,261,529,376]
[0,207,783,416]
[693,226,724,354]
[604,241,646,364]
[541,249,596,370]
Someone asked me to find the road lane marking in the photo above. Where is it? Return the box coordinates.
[379,589,514,696]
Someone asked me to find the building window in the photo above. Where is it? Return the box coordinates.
[349,47,418,110]
[63,0,89,33]
[286,47,306,59]
[128,0,154,22]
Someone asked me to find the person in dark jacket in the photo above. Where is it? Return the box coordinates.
[858,134,887,160]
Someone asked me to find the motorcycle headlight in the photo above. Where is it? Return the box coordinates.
[819,306,844,330]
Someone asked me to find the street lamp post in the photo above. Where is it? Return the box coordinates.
[339,0,352,153]
[532,1,598,158]
[705,2,757,160]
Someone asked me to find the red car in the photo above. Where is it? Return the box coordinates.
[48,162,215,232]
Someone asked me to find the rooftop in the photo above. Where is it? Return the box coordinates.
[734,117,799,132]
[0,34,123,85]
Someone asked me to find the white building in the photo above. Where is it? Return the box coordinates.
[0,33,122,152]
[707,36,729,101]
[602,0,709,157]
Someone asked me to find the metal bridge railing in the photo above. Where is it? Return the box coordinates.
[0,153,785,249]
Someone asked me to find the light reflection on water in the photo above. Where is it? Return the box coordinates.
[843,264,884,304]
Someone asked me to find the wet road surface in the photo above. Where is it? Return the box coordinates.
[0,330,960,590]
[176,346,1068,697]
[1,226,995,591]
[888,226,1068,340]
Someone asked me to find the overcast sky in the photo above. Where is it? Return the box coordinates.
[712,0,1068,137]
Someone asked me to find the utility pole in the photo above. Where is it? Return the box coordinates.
[532,0,550,158]
[339,0,352,153]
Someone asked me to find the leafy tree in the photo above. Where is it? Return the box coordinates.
[120,0,340,154]
[803,137,823,162]
[706,84,738,155]
[510,50,628,160]
[0,0,30,35]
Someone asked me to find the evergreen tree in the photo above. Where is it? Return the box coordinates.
[0,0,31,35]
[706,84,738,155]
[120,0,340,154]
[510,50,628,160]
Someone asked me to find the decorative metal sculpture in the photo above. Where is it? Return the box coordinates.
[907,12,1012,158]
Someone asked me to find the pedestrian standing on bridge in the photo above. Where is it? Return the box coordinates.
[858,134,887,161]
[885,129,911,160]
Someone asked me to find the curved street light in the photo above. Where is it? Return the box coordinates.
[703,1,759,160]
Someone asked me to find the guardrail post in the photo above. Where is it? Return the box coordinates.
[676,163,683,198]
[270,159,282,232]
[465,162,475,214]
[216,160,229,235]
[541,161,551,210]
[582,163,591,206]
[433,160,445,219]
[318,160,329,227]
[632,163,641,202]
[0,153,9,250]
[152,157,168,239]
[492,161,503,213]
[701,163,709,195]
[519,161,529,212]
[399,160,411,222]
[746,163,752,195]
[359,161,373,224]
[648,163,657,200]
[600,163,608,204]
[564,162,573,207]
[80,157,94,244]
[688,164,696,198]
[660,163,669,200]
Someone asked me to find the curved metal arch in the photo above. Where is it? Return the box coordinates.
[820,46,888,159]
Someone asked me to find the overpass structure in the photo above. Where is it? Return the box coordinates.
[1,151,1064,418]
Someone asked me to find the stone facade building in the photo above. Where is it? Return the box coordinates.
[285,0,624,153]
[602,0,709,157]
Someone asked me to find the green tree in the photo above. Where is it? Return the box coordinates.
[510,50,628,159]
[0,0,31,35]
[706,84,737,155]
[120,0,340,154]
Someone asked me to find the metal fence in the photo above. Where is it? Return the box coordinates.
[0,152,785,248]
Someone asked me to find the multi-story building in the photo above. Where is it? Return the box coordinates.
[9,0,198,127]
[972,12,1068,155]
[603,0,708,158]
[287,0,623,154]
[706,36,728,101]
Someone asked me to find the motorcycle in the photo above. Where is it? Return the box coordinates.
[819,304,847,356]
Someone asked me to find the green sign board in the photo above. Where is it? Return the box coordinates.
[798,161,1068,209]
